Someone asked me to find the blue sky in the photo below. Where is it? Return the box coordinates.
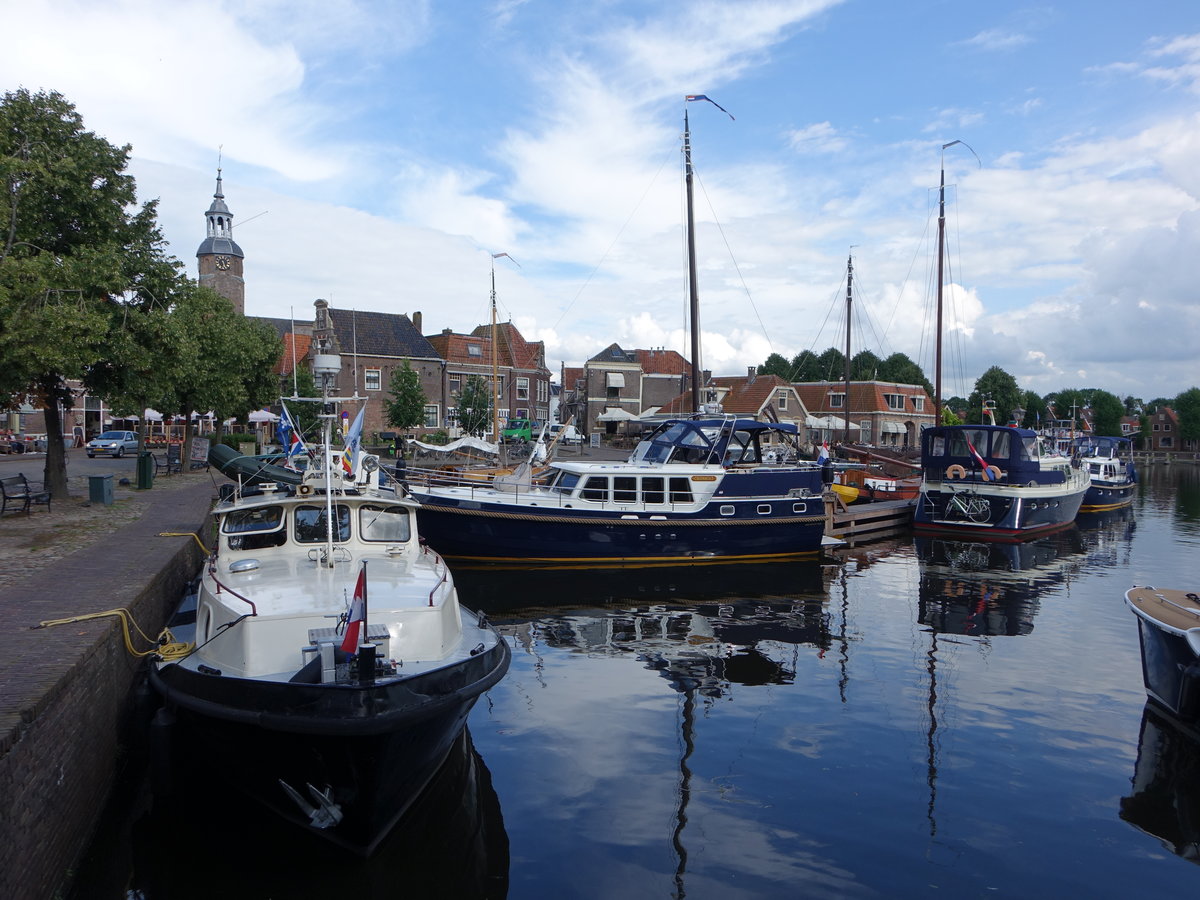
[5,0,1198,404]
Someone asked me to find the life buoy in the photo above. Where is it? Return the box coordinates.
[986,465,1003,481]
[946,464,966,479]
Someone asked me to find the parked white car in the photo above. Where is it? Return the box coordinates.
[86,430,140,458]
[549,423,583,445]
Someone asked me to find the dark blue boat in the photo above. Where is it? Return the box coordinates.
[411,417,828,564]
[913,423,1090,540]
[1074,435,1137,512]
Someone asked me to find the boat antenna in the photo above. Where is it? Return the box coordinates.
[490,253,519,447]
[683,95,734,414]
[934,140,980,426]
[290,305,298,398]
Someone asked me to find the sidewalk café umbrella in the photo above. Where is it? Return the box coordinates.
[144,408,164,421]
[597,407,638,422]
[248,409,280,423]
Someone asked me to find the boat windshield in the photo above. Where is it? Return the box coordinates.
[222,505,284,534]
[295,504,351,543]
[359,504,411,542]
[549,471,581,495]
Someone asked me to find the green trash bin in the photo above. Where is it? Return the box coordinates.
[136,450,154,489]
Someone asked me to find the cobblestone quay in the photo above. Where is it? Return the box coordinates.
[0,468,216,900]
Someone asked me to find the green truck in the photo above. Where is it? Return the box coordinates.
[501,418,535,443]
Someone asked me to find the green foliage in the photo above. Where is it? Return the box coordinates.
[789,350,821,382]
[1019,390,1049,429]
[456,374,492,436]
[941,406,962,425]
[1175,387,1200,441]
[758,353,791,379]
[1045,388,1087,427]
[1089,389,1126,437]
[384,361,427,431]
[850,350,881,381]
[283,367,320,439]
[968,367,1022,425]
[218,432,258,450]
[815,347,846,381]
[0,88,183,498]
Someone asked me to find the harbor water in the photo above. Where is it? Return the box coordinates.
[72,464,1199,898]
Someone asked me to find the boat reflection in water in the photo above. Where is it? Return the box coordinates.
[127,729,509,899]
[1120,703,1200,865]
[915,527,1086,636]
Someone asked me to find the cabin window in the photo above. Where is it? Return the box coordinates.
[613,477,637,503]
[581,476,609,501]
[947,429,987,458]
[669,477,693,503]
[1022,437,1039,460]
[222,505,287,550]
[990,431,1011,460]
[550,471,580,495]
[642,477,665,504]
[364,368,382,391]
[295,504,352,543]
[222,505,284,534]
[359,504,411,542]
[928,435,945,457]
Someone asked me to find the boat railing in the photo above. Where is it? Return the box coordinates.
[420,542,450,607]
[207,569,259,616]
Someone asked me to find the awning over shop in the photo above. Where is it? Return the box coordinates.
[606,372,626,388]
[881,421,906,433]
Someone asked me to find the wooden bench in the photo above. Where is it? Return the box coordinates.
[1,473,52,515]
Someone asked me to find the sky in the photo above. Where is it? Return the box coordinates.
[4,0,1199,405]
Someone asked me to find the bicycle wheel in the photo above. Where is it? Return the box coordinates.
[967,498,991,523]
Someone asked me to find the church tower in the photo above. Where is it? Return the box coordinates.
[196,168,246,315]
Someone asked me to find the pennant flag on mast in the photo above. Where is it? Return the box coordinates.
[818,440,830,464]
[277,401,307,468]
[341,405,365,476]
[685,94,735,120]
[340,564,368,653]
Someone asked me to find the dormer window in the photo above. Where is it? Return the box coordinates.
[829,392,845,409]
[468,344,482,357]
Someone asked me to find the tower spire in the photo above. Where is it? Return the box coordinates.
[196,153,246,314]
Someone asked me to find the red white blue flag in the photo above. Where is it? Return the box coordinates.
[340,565,367,653]
[686,94,735,119]
[277,401,306,467]
[966,438,995,481]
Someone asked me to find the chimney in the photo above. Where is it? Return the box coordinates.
[412,311,423,333]
[747,366,756,384]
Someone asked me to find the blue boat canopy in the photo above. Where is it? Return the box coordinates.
[636,417,802,466]
[921,424,1053,482]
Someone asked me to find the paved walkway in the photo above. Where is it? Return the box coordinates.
[0,470,219,753]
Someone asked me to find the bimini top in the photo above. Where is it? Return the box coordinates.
[631,417,803,466]
[920,424,1059,483]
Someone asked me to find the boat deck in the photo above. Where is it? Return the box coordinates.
[1126,586,1200,633]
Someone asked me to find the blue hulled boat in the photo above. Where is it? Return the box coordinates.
[1074,435,1137,512]
[411,416,827,564]
[913,422,1090,540]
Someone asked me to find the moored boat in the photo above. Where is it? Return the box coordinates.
[1125,585,1200,725]
[411,416,828,564]
[148,352,510,855]
[1074,435,1137,512]
[912,418,1090,540]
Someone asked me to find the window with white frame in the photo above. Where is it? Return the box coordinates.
[913,396,924,411]
[449,377,461,395]
[829,392,845,408]
[517,377,529,400]
[365,368,382,391]
[777,390,788,410]
[424,404,439,428]
[860,420,872,442]
[467,344,482,358]
[884,393,904,411]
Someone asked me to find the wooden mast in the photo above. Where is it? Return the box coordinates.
[843,252,853,447]
[935,151,947,427]
[490,262,499,443]
[684,109,702,415]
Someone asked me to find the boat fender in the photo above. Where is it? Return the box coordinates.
[821,459,834,485]
[946,464,966,480]
[986,465,1003,480]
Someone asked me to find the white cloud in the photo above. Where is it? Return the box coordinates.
[788,122,847,154]
[959,28,1032,52]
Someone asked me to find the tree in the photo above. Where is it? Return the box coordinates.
[967,367,1022,426]
[0,88,182,498]
[384,361,427,456]
[1175,387,1200,442]
[790,350,821,382]
[850,350,881,381]
[1123,395,1143,415]
[1018,390,1049,429]
[1089,389,1125,438]
[456,374,492,436]
[758,353,791,379]
[877,352,934,397]
[284,366,320,439]
[815,347,846,382]
[1046,388,1087,428]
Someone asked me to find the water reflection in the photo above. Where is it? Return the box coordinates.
[104,729,508,899]
[1121,703,1200,865]
[914,528,1087,636]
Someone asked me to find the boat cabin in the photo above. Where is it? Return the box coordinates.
[921,425,1074,486]
[629,418,802,467]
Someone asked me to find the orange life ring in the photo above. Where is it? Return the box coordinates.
[946,464,966,479]
[986,465,1003,481]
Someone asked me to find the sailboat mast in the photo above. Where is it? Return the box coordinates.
[490,266,499,443]
[684,109,702,415]
[935,158,946,427]
[843,253,853,447]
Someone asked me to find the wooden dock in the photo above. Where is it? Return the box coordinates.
[822,491,915,546]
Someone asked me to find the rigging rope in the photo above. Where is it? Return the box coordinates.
[32,608,194,661]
